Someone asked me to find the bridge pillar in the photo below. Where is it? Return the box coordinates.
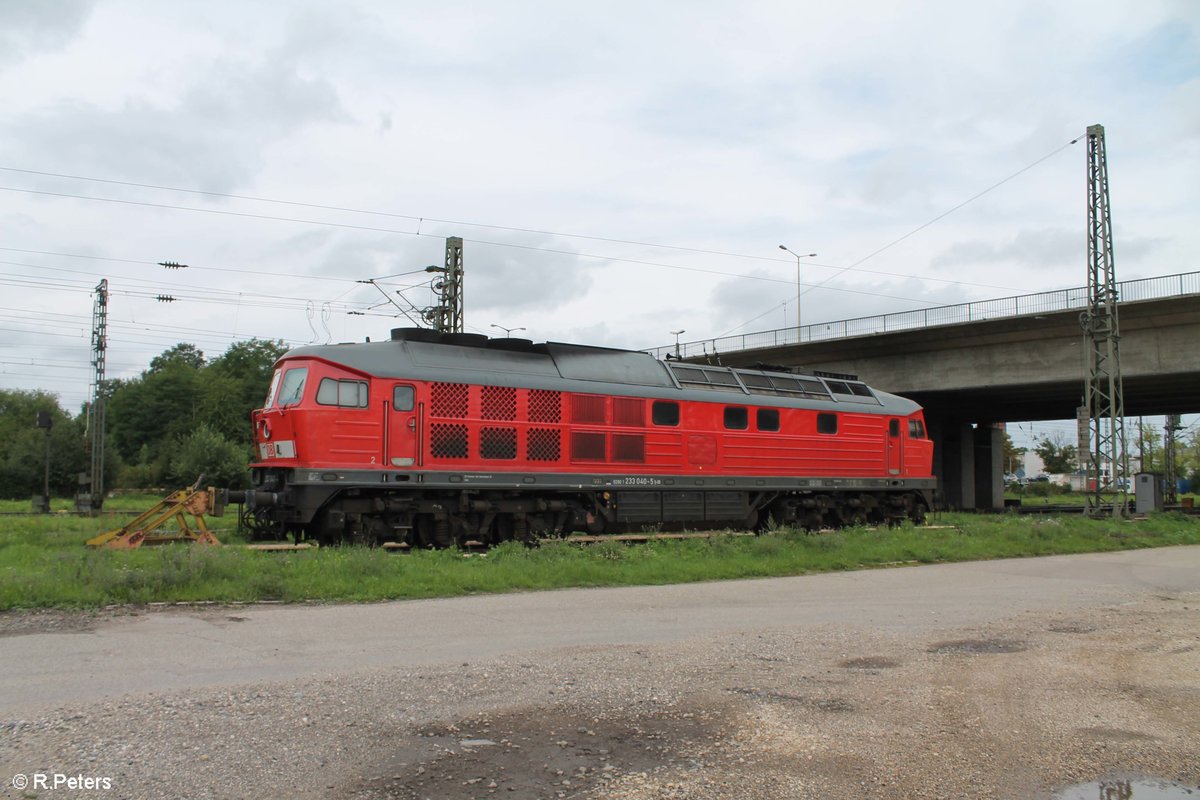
[936,421,975,510]
[973,425,1005,511]
[930,420,1005,511]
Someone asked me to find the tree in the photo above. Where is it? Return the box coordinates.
[149,343,206,372]
[1177,428,1200,488]
[1134,420,1163,473]
[106,339,287,490]
[108,358,204,462]
[203,339,287,444]
[1034,435,1077,474]
[1000,431,1026,474]
[0,390,89,499]
[167,424,252,489]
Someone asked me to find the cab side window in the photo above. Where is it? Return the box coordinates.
[316,378,368,408]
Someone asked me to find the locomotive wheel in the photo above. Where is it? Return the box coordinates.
[241,505,284,541]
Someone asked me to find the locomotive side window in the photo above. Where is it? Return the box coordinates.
[723,406,748,430]
[316,378,368,408]
[909,419,927,439]
[652,400,680,426]
[756,408,780,432]
[276,367,308,407]
[889,419,901,437]
[817,412,838,434]
[393,385,414,411]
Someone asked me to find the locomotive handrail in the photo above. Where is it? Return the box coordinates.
[645,269,1200,360]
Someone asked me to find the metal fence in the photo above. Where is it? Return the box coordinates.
[645,270,1200,360]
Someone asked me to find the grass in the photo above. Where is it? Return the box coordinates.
[0,492,168,514]
[1005,491,1198,507]
[1,503,1198,610]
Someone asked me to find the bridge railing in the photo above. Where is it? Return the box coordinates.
[645,270,1200,360]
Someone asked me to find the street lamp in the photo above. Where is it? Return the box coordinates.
[491,323,526,337]
[778,245,817,339]
[670,329,686,358]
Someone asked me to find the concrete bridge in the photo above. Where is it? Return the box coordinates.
[651,272,1200,510]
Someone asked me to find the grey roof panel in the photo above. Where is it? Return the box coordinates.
[279,335,921,417]
[408,341,561,378]
[544,342,674,386]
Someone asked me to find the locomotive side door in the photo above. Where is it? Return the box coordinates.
[887,418,902,475]
[387,384,418,467]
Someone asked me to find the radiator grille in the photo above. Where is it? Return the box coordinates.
[613,397,645,426]
[431,382,469,418]
[480,426,517,460]
[611,433,645,463]
[528,390,562,423]
[571,395,607,425]
[481,386,517,420]
[429,423,469,458]
[570,431,606,462]
[527,428,561,462]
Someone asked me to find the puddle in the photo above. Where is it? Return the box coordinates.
[927,638,1027,654]
[726,687,855,712]
[839,655,901,669]
[1054,777,1197,799]
[352,704,731,799]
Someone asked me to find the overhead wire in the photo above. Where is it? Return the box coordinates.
[717,135,1084,337]
[0,166,1025,292]
[0,203,1030,299]
[0,131,1094,392]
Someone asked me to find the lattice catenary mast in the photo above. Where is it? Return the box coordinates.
[426,236,464,333]
[1164,414,1182,505]
[80,279,109,512]
[1079,124,1129,517]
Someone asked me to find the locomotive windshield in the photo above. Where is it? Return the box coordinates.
[275,366,309,407]
[264,368,282,408]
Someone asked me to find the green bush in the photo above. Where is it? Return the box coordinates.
[167,424,252,489]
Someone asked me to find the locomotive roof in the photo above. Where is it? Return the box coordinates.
[281,329,921,416]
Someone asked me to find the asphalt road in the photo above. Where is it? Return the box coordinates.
[3,545,1198,715]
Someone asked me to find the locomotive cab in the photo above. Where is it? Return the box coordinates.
[251,362,307,463]
[252,357,417,471]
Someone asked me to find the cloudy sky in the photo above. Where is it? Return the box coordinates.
[2,0,1198,447]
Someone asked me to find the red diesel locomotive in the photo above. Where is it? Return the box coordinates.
[239,328,935,545]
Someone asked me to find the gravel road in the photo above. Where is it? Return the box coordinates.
[1,546,1198,800]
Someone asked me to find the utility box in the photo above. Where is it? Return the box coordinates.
[1134,472,1163,514]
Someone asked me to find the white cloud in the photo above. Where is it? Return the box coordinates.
[0,0,1196,414]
